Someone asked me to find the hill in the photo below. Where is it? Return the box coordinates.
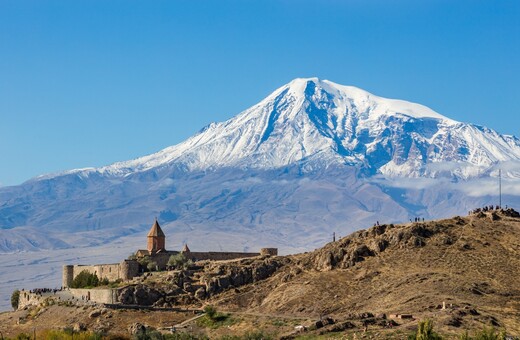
[1,208,519,338]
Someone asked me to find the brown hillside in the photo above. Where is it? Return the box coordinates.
[209,209,520,335]
[2,209,520,338]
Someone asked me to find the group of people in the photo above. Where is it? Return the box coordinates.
[470,205,503,215]
[410,217,424,223]
[26,287,62,296]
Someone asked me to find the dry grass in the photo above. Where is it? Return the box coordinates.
[2,211,520,338]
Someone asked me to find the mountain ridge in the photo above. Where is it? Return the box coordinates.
[27,78,520,183]
[1,78,520,255]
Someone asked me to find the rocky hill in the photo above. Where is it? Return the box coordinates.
[2,209,520,338]
[203,208,520,335]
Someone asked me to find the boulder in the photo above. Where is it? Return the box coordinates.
[72,322,86,332]
[128,322,146,335]
[194,287,206,299]
[89,310,102,318]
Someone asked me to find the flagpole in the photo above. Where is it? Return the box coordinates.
[499,168,502,208]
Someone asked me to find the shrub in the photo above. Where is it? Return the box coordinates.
[204,305,217,319]
[163,334,208,340]
[133,327,165,340]
[11,289,20,310]
[147,261,158,272]
[168,253,192,270]
[70,270,100,288]
[459,326,506,340]
[197,306,234,329]
[409,319,442,340]
[241,331,273,340]
[138,256,151,271]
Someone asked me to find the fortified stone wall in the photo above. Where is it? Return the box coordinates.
[150,252,178,270]
[72,263,122,282]
[120,259,140,280]
[186,251,261,261]
[69,288,118,304]
[17,291,46,310]
[260,248,278,256]
[63,260,140,287]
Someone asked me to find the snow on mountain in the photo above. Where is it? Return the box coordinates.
[36,78,520,182]
[2,77,520,310]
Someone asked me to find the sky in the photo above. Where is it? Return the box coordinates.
[0,0,519,186]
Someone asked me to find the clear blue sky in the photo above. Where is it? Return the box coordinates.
[1,0,519,186]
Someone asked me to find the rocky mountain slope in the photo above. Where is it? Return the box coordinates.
[2,210,520,338]
[210,208,520,335]
[145,208,520,335]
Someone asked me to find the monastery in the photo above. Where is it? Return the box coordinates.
[62,219,277,287]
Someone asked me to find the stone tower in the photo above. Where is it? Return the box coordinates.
[62,265,74,288]
[147,219,166,253]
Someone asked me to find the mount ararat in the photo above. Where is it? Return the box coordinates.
[1,78,520,255]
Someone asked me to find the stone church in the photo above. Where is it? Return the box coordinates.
[63,219,277,287]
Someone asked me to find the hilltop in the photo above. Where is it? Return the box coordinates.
[1,208,520,338]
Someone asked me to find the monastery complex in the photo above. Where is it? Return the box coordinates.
[62,220,278,288]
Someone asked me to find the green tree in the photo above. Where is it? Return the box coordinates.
[204,305,217,320]
[70,270,100,288]
[138,256,151,271]
[168,253,193,270]
[147,261,158,272]
[11,289,20,310]
[409,319,442,340]
[459,327,506,340]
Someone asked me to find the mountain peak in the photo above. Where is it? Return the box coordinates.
[279,77,456,123]
[35,79,520,180]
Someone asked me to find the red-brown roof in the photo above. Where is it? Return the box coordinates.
[147,219,165,237]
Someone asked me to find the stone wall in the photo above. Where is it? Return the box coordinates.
[120,260,140,280]
[143,251,266,269]
[17,291,45,310]
[63,260,140,287]
[186,251,261,261]
[69,288,118,304]
[73,263,122,282]
[260,248,278,256]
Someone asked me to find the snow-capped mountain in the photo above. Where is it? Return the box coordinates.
[1,78,520,255]
[40,78,520,181]
[3,77,520,311]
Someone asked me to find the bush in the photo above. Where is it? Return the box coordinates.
[409,319,442,340]
[147,261,158,272]
[70,270,100,288]
[168,253,192,270]
[204,305,217,319]
[134,328,163,340]
[138,256,151,271]
[241,331,273,340]
[459,327,506,340]
[217,332,272,340]
[11,289,20,310]
[197,306,234,329]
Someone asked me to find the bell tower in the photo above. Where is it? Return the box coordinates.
[147,219,166,253]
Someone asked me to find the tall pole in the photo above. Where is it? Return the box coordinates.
[499,168,502,208]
